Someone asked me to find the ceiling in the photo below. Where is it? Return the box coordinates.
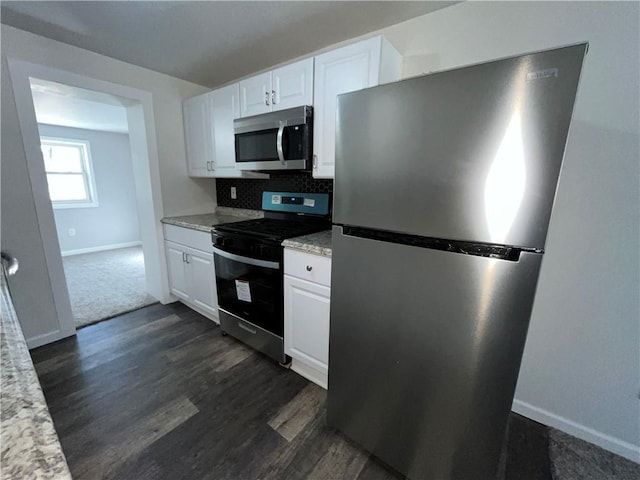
[0,1,457,88]
[30,78,130,133]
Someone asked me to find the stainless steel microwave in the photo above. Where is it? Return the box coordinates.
[233,106,312,171]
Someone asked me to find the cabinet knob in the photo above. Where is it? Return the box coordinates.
[272,90,276,105]
[265,92,270,106]
[306,265,313,271]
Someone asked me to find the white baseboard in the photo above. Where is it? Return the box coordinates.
[61,241,142,257]
[27,329,75,349]
[512,399,640,463]
[291,359,328,389]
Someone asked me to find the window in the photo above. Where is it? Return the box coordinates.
[40,137,98,208]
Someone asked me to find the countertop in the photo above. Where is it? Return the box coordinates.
[282,230,332,257]
[162,210,332,257]
[161,207,262,233]
[0,274,72,480]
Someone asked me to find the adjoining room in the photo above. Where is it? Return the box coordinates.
[31,78,156,328]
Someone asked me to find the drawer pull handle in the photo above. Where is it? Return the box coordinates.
[306,265,313,271]
[238,322,257,335]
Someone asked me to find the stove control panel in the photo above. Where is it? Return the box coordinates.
[263,191,329,215]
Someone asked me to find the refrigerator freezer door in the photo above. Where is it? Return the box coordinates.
[327,226,544,480]
[334,43,586,250]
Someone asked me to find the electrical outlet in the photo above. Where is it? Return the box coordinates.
[231,187,237,199]
[68,228,76,237]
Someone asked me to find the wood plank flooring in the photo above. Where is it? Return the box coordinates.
[31,302,554,480]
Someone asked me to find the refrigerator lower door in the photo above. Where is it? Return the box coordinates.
[327,226,543,480]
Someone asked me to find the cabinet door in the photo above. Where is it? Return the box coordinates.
[284,275,331,372]
[185,247,218,321]
[183,93,213,177]
[239,71,272,117]
[313,37,382,179]
[210,83,241,176]
[272,58,314,111]
[165,241,189,300]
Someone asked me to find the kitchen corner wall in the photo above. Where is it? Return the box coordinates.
[216,173,333,211]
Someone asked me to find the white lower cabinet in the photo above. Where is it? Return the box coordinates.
[284,249,331,389]
[164,224,219,323]
[166,242,190,299]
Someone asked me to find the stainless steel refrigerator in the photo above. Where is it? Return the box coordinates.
[328,44,587,480]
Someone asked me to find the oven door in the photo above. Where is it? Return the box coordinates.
[213,246,283,336]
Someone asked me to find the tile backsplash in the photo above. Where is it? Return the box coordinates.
[216,173,333,211]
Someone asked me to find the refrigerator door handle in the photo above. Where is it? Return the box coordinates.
[341,225,531,261]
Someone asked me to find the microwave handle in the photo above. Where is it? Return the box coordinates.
[276,123,286,164]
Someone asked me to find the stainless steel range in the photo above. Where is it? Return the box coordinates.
[212,192,331,363]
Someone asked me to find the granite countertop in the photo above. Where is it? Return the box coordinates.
[282,230,332,257]
[0,274,72,480]
[161,207,263,233]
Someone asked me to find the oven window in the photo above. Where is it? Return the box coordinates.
[235,129,278,162]
[214,252,283,335]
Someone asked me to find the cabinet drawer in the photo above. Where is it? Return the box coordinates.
[284,249,331,286]
[163,224,212,252]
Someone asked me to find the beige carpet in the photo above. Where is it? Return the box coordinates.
[62,246,157,328]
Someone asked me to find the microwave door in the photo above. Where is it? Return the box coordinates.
[236,129,279,164]
[233,105,313,171]
[235,126,308,170]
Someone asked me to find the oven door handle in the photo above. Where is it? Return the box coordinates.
[213,246,280,270]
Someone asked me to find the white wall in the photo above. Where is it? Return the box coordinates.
[38,124,141,254]
[379,1,639,461]
[1,25,212,344]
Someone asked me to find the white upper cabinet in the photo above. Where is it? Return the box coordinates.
[184,85,267,178]
[312,35,402,179]
[209,83,241,176]
[184,36,401,179]
[272,58,314,111]
[239,71,272,117]
[183,93,212,177]
[240,57,314,117]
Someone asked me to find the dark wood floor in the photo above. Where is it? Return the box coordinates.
[31,302,553,480]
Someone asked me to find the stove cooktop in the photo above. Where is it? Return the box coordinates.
[213,218,329,242]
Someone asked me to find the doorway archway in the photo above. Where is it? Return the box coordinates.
[8,57,172,347]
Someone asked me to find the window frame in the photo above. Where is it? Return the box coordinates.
[40,136,99,209]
